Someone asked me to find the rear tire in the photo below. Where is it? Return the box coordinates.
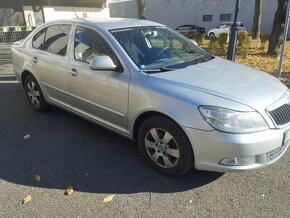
[138,116,194,177]
[24,75,47,112]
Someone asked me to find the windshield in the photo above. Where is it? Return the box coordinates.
[110,26,213,72]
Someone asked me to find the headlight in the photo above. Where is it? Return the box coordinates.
[199,106,268,133]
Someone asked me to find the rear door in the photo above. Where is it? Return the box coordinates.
[31,24,72,108]
[67,25,130,134]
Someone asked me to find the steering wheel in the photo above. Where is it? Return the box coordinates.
[157,47,171,57]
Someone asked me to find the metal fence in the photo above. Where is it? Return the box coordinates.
[0,26,36,44]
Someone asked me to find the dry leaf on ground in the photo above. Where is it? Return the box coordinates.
[65,186,74,196]
[102,194,115,203]
[34,175,41,182]
[23,134,31,140]
[22,195,32,204]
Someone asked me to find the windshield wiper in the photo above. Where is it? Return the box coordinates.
[141,66,175,73]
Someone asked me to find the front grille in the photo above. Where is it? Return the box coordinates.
[268,104,290,126]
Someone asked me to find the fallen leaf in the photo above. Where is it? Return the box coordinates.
[22,195,32,204]
[102,194,115,203]
[34,175,41,182]
[65,186,74,196]
[23,134,31,140]
[148,192,152,206]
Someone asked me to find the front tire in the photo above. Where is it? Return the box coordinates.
[209,32,215,38]
[24,75,47,111]
[138,116,194,177]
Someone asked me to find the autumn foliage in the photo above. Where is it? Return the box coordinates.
[202,39,290,84]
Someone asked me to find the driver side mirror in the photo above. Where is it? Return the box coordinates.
[89,55,118,71]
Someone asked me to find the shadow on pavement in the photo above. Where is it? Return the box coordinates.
[0,84,222,194]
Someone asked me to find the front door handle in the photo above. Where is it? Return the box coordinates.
[32,57,38,63]
[68,68,78,77]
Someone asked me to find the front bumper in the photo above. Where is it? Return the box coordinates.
[183,125,290,172]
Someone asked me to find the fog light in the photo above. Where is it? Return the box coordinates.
[220,156,256,166]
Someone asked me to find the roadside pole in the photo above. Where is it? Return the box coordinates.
[277,0,290,78]
[227,0,240,61]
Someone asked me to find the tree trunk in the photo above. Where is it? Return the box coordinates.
[136,0,145,19]
[252,0,263,40]
[267,0,287,56]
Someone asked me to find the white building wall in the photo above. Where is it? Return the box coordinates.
[261,0,279,34]
[145,0,289,36]
[43,6,110,22]
[145,0,196,28]
[108,0,139,19]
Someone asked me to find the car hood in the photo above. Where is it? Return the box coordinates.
[150,57,288,110]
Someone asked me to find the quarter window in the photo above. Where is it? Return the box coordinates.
[74,26,118,64]
[32,28,46,49]
[43,24,71,56]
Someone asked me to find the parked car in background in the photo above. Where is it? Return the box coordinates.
[12,18,289,177]
[208,22,246,38]
[175,24,205,38]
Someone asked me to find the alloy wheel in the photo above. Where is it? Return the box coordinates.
[27,80,41,107]
[144,128,180,168]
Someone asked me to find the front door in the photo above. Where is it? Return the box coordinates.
[67,25,130,134]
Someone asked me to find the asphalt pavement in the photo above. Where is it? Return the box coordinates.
[0,44,289,217]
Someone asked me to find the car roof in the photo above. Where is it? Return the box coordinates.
[43,18,164,30]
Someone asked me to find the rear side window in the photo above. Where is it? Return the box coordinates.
[32,28,46,49]
[43,24,71,56]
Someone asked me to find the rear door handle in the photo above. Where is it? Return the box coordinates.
[32,57,38,63]
[68,68,78,77]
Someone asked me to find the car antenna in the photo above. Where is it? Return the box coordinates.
[72,7,79,18]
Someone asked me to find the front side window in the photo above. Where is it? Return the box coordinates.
[110,26,213,73]
[183,26,192,30]
[43,24,71,56]
[74,26,118,64]
[218,24,227,29]
[32,28,46,49]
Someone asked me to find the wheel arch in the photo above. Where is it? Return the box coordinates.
[21,70,33,87]
[134,110,195,175]
[132,111,187,143]
[21,70,48,102]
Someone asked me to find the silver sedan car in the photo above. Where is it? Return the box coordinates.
[12,18,290,176]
